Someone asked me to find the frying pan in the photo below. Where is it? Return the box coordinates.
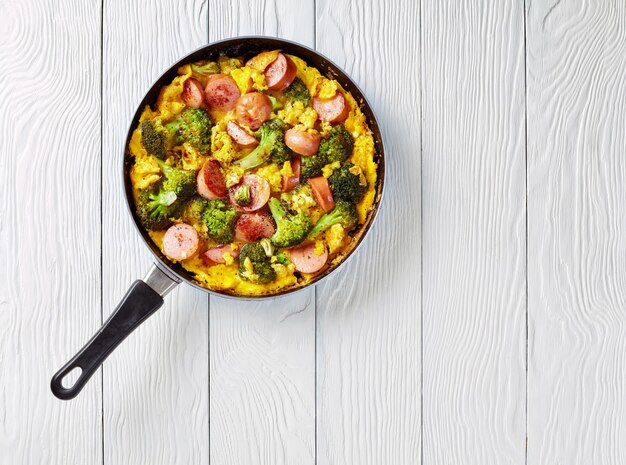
[50,37,385,400]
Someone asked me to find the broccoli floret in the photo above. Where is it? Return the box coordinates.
[167,108,213,153]
[190,61,220,79]
[202,199,238,244]
[267,95,283,111]
[135,157,196,229]
[268,197,311,247]
[135,187,181,231]
[318,125,354,163]
[328,163,366,203]
[140,120,174,159]
[233,185,251,206]
[308,200,358,238]
[182,196,208,226]
[141,109,215,158]
[235,119,292,170]
[283,78,310,106]
[155,158,197,200]
[238,243,277,284]
[274,251,290,265]
[300,155,327,181]
[299,126,354,181]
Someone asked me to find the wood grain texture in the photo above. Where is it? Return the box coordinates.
[527,1,626,463]
[421,0,527,463]
[102,1,209,464]
[0,0,102,464]
[207,3,316,464]
[209,295,315,465]
[315,1,421,464]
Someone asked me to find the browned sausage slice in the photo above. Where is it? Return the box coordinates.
[235,92,272,130]
[204,74,241,112]
[284,128,321,156]
[197,159,227,200]
[234,212,276,242]
[228,174,271,212]
[309,176,335,213]
[288,242,328,273]
[282,158,301,192]
[311,92,350,123]
[264,53,297,91]
[201,244,240,265]
[163,223,199,261]
[226,121,258,148]
[182,78,207,109]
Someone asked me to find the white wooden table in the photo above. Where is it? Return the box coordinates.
[2,0,625,463]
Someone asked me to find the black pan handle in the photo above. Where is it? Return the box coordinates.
[51,263,179,400]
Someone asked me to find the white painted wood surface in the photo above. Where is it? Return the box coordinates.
[421,1,527,464]
[2,0,626,464]
[527,1,626,464]
[0,1,102,464]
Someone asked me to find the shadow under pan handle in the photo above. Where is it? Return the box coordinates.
[50,263,180,400]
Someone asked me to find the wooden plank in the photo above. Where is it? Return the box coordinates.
[207,2,316,465]
[0,0,102,464]
[314,1,421,464]
[526,1,626,463]
[421,1,527,463]
[101,1,209,464]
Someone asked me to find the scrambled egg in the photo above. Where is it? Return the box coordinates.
[255,164,283,193]
[211,116,239,165]
[230,66,268,93]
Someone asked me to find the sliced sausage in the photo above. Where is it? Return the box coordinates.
[228,174,271,212]
[197,159,227,200]
[201,244,240,265]
[264,53,297,91]
[308,176,335,213]
[311,92,350,123]
[182,78,207,109]
[226,120,258,148]
[234,212,276,242]
[204,74,241,112]
[236,92,272,130]
[163,223,199,261]
[288,242,328,274]
[282,157,301,192]
[284,128,321,156]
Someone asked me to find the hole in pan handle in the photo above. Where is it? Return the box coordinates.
[50,263,180,400]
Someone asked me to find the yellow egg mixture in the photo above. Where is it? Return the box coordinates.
[128,51,378,296]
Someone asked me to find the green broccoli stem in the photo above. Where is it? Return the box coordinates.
[235,119,288,170]
[155,157,174,176]
[191,61,220,77]
[151,190,177,209]
[308,209,342,238]
[267,95,283,111]
[260,238,274,256]
[268,197,286,221]
[235,144,270,170]
[163,118,186,147]
[165,119,181,134]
